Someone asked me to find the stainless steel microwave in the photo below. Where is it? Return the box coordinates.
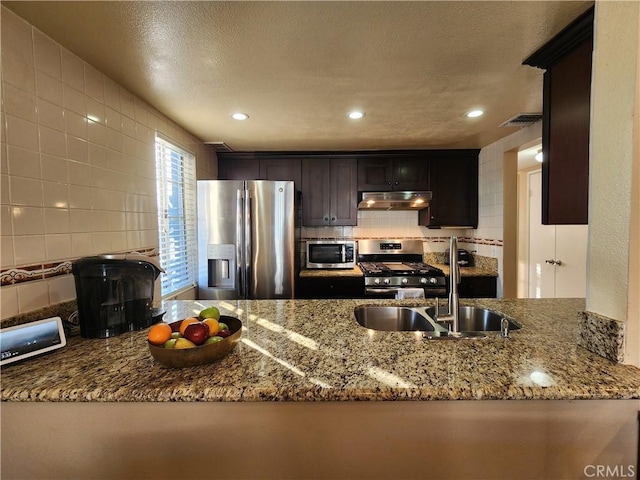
[306,240,356,269]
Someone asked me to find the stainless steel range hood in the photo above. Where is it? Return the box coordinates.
[357,191,432,210]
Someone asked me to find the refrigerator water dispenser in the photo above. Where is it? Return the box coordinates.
[207,244,236,289]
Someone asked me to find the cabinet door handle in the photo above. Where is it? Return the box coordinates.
[387,181,392,185]
[394,181,399,185]
[331,217,336,221]
[323,216,329,222]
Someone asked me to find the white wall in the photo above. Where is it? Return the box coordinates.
[0,7,217,319]
[476,122,543,297]
[588,0,640,366]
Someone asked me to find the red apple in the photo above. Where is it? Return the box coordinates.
[183,322,210,345]
[216,329,231,338]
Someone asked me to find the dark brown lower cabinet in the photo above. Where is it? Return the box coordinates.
[447,276,497,298]
[297,276,365,299]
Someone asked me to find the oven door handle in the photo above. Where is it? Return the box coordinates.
[365,287,399,295]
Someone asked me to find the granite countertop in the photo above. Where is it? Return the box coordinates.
[429,263,499,278]
[299,267,363,278]
[2,298,639,402]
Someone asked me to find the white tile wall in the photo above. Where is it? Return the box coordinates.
[0,6,218,319]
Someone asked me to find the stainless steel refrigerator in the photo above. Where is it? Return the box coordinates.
[197,180,295,299]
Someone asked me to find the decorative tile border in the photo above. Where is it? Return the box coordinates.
[577,310,625,363]
[0,248,159,287]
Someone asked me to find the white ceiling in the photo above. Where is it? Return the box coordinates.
[4,1,593,152]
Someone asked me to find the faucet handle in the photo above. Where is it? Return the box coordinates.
[433,297,439,321]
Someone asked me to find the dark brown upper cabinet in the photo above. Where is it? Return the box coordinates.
[259,158,301,187]
[217,154,301,189]
[357,155,429,191]
[301,157,358,226]
[524,7,593,225]
[217,156,259,180]
[419,152,479,228]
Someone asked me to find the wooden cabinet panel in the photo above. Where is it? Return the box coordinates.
[329,158,358,226]
[302,158,357,226]
[297,276,365,299]
[217,155,301,189]
[419,153,478,228]
[544,37,591,224]
[357,157,393,190]
[259,158,301,187]
[301,158,332,226]
[446,276,497,298]
[523,7,593,225]
[357,156,428,191]
[218,157,259,180]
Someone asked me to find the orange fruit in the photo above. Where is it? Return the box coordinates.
[179,317,200,335]
[202,318,220,336]
[148,323,172,346]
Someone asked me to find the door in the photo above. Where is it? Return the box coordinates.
[246,181,295,299]
[527,171,587,298]
[197,180,244,300]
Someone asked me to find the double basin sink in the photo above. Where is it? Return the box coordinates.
[354,305,521,339]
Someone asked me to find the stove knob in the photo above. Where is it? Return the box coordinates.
[401,278,408,285]
[420,277,428,284]
[374,278,381,285]
[429,277,438,284]
[383,278,391,285]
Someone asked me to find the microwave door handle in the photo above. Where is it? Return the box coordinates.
[341,245,346,263]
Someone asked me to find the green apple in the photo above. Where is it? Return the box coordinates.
[218,322,229,331]
[199,306,220,321]
[204,336,224,345]
[171,332,182,339]
[163,338,178,349]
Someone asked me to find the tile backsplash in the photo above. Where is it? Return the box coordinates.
[0,7,216,319]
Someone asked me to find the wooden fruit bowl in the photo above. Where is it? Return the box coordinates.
[148,315,242,368]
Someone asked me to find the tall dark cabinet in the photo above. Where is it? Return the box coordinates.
[418,152,479,228]
[524,7,593,225]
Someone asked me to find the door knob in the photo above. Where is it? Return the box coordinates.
[545,259,562,266]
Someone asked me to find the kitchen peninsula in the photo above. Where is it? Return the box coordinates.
[2,297,639,479]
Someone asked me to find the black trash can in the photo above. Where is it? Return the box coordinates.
[72,255,163,338]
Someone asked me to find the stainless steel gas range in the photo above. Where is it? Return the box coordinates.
[357,239,447,298]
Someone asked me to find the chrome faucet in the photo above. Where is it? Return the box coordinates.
[433,236,460,335]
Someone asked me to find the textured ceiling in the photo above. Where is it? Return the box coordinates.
[3,1,593,152]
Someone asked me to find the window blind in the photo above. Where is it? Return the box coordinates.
[155,137,197,297]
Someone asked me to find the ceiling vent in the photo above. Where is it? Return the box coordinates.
[205,142,234,153]
[499,113,543,128]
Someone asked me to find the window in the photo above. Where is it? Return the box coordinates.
[155,136,197,297]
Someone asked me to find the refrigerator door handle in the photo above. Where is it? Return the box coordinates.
[236,189,245,298]
[244,187,252,298]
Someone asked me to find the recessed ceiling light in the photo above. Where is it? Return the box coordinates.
[231,112,249,121]
[347,111,365,120]
[466,110,484,118]
[535,150,543,162]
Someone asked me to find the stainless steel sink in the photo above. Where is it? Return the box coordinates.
[353,305,520,338]
[424,306,521,332]
[353,306,437,332]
